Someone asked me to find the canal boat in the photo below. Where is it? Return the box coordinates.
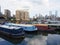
[4,23,37,32]
[45,20,60,31]
[32,20,60,31]
[33,24,55,31]
[0,24,25,39]
[48,24,60,32]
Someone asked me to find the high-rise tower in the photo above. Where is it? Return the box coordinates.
[55,10,58,17]
[49,11,52,16]
[0,6,2,16]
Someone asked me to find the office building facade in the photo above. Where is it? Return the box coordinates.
[15,10,29,23]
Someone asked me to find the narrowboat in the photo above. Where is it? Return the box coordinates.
[0,24,25,39]
[31,21,56,31]
[48,24,60,32]
[4,23,37,32]
[45,20,60,31]
[33,24,55,31]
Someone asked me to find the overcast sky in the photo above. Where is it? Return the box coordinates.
[0,0,60,18]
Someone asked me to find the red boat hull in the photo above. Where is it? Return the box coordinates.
[34,24,55,31]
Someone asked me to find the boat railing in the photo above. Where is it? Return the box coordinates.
[48,24,60,29]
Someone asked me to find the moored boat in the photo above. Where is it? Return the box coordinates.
[45,20,60,31]
[33,24,55,31]
[4,23,37,32]
[48,24,60,32]
[0,24,25,39]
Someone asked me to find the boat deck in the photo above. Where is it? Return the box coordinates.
[33,24,48,26]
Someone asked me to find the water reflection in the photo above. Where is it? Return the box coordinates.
[47,34,60,45]
[19,34,47,45]
[0,34,24,45]
[0,31,60,45]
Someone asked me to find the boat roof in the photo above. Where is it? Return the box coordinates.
[33,24,48,26]
[48,20,60,22]
[47,24,60,26]
[5,23,34,27]
[0,25,21,30]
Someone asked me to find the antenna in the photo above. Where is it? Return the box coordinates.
[0,6,1,12]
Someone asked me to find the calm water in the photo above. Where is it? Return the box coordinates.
[0,31,60,45]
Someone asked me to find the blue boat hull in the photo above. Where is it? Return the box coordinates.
[4,23,37,32]
[22,27,37,31]
[0,27,25,38]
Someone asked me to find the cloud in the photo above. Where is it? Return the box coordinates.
[0,0,60,17]
[0,0,33,14]
[29,0,42,5]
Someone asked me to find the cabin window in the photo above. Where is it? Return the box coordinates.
[51,26,57,28]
